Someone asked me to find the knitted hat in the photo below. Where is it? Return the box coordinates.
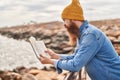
[61,0,84,20]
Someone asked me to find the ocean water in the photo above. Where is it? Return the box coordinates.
[0,0,120,27]
[0,35,45,70]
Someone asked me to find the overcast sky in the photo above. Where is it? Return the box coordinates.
[0,0,120,27]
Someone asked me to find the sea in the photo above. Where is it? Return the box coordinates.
[0,0,120,27]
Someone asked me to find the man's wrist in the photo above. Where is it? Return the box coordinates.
[52,54,60,59]
[49,59,54,65]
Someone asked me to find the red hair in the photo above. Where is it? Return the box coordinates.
[66,22,79,46]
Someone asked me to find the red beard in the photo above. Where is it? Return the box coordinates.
[65,22,79,46]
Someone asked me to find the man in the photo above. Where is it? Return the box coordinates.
[39,0,120,80]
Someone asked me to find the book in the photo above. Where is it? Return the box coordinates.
[28,36,50,59]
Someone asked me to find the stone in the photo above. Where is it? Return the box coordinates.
[28,69,41,75]
[0,70,4,76]
[13,66,28,75]
[44,39,51,44]
[50,44,63,50]
[42,66,56,71]
[0,70,9,79]
[1,72,22,80]
[10,72,22,80]
[29,67,38,70]
[35,71,58,80]
[63,47,73,52]
[108,36,117,42]
[118,36,120,41]
[57,31,64,37]
[22,73,37,80]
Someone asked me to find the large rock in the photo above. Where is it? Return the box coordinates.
[28,69,41,75]
[0,71,22,80]
[13,66,29,75]
[22,73,37,80]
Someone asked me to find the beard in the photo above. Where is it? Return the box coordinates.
[65,21,79,46]
[66,22,79,37]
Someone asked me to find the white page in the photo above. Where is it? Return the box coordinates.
[29,36,50,59]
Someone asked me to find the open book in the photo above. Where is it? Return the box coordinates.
[28,36,50,59]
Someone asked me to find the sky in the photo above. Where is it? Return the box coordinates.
[0,0,120,27]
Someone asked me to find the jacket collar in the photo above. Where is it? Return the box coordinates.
[79,20,88,34]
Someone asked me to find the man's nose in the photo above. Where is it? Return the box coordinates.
[64,24,67,28]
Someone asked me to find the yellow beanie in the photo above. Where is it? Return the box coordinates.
[61,0,84,21]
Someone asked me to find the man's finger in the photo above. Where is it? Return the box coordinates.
[45,49,50,53]
[45,49,53,55]
[39,55,44,60]
[40,54,45,58]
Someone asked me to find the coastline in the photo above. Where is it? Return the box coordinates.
[0,18,120,80]
[0,19,120,53]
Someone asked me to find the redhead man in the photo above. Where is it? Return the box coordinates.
[39,0,120,80]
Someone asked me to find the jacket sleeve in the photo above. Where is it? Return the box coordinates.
[60,54,74,60]
[54,33,100,74]
[59,47,79,60]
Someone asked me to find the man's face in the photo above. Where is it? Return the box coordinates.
[63,19,72,28]
[63,19,79,37]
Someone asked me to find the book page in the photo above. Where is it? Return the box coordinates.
[29,36,50,59]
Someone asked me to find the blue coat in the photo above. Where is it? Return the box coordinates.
[54,20,120,80]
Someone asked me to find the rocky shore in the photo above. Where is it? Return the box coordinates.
[0,19,120,54]
[0,19,120,80]
[0,21,74,54]
[0,66,65,80]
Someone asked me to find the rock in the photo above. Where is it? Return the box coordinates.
[50,44,63,50]
[57,31,65,37]
[100,25,109,31]
[117,49,120,55]
[28,69,41,75]
[12,33,21,39]
[29,67,38,70]
[42,30,54,39]
[63,47,73,52]
[44,39,51,44]
[10,72,22,80]
[59,42,71,48]
[13,66,28,75]
[42,66,56,71]
[1,72,22,80]
[108,36,117,42]
[52,49,64,54]
[22,73,37,80]
[0,70,9,79]
[22,32,31,39]
[113,31,120,37]
[35,71,58,80]
[113,43,120,55]
[33,32,42,39]
[0,70,4,77]
[118,36,120,41]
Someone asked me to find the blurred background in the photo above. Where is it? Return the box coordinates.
[0,0,120,27]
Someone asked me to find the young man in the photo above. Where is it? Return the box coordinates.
[39,0,120,80]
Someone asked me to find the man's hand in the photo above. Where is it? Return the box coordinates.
[39,55,54,65]
[45,49,60,59]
